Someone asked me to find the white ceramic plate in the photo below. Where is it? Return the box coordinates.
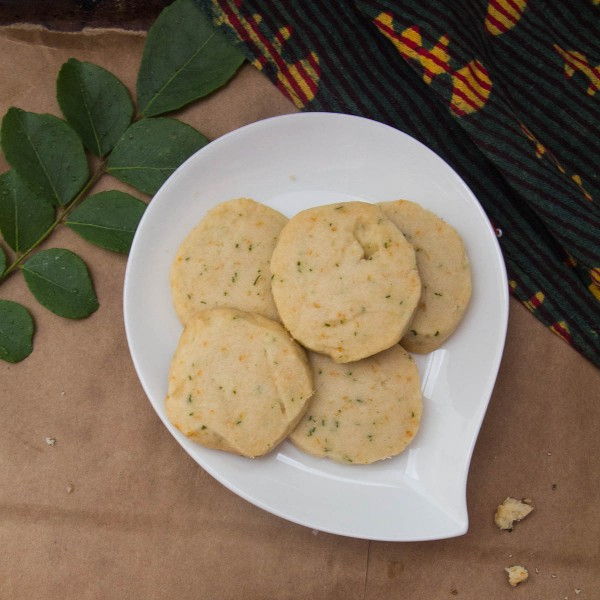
[124,113,508,541]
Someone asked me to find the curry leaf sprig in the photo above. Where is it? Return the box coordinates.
[0,0,245,362]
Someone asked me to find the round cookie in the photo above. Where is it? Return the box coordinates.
[290,346,422,464]
[165,308,313,458]
[380,200,472,353]
[270,202,421,363]
[171,198,287,324]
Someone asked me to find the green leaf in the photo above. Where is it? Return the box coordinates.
[57,59,134,157]
[65,190,146,253]
[106,118,208,195]
[0,108,89,206]
[136,0,244,117]
[0,246,5,275]
[0,170,55,253]
[22,249,98,319]
[0,299,34,363]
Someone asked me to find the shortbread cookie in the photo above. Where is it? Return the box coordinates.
[165,308,313,457]
[171,198,286,323]
[380,200,471,353]
[290,346,422,464]
[270,201,421,362]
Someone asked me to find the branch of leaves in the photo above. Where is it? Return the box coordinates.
[0,0,245,363]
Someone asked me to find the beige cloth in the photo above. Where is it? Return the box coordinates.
[0,26,598,600]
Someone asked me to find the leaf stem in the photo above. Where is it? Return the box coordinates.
[0,161,106,282]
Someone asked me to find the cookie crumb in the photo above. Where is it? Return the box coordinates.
[575,589,581,595]
[60,391,66,396]
[552,483,557,490]
[44,437,57,446]
[66,483,75,494]
[505,565,528,587]
[311,529,319,536]
[534,568,539,574]
[495,497,534,530]
[551,574,557,578]
[547,451,552,456]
